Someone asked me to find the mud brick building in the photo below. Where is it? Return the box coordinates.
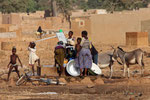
[71,8,150,45]
[126,32,148,47]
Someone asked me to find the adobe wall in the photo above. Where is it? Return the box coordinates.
[141,20,150,43]
[0,24,20,32]
[71,16,91,37]
[71,9,107,17]
[2,13,21,25]
[0,24,11,32]
[90,8,150,45]
[90,14,141,45]
[0,28,22,41]
[2,14,11,24]
[126,32,148,47]
[21,16,69,34]
[1,12,69,34]
[19,11,45,18]
[11,13,21,25]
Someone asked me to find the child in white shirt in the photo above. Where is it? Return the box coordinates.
[28,42,40,76]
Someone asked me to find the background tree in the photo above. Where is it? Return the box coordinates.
[0,0,150,14]
[35,0,51,11]
[51,0,57,17]
[0,0,37,13]
[101,0,125,12]
[87,0,102,9]
[56,0,74,28]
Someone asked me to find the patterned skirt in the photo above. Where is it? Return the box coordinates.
[78,48,92,69]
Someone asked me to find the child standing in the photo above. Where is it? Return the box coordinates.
[7,47,23,81]
[67,31,75,46]
[75,38,82,68]
[28,42,40,76]
[66,31,76,60]
[79,31,92,76]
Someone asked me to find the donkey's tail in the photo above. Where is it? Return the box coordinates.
[143,51,150,57]
[142,61,144,67]
[141,53,145,66]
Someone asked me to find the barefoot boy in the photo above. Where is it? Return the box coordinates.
[7,47,23,81]
[28,42,40,76]
[74,37,82,68]
[75,37,82,57]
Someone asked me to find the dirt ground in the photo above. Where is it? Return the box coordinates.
[1,34,150,100]
[1,77,150,100]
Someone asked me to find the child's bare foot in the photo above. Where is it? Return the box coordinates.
[6,79,9,82]
[80,73,83,76]
[80,73,83,77]
[79,75,84,79]
[33,73,35,76]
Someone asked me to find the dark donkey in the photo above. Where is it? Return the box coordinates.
[112,47,144,78]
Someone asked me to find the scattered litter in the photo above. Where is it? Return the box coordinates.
[37,92,57,95]
[144,76,150,78]
[132,70,140,74]
[137,93,142,97]
[43,65,54,67]
[129,92,134,95]
[124,91,134,96]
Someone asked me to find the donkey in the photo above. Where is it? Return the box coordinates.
[98,51,116,78]
[112,47,144,78]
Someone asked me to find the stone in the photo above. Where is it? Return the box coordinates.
[94,77,104,85]
[59,78,67,84]
[87,84,95,88]
[70,78,76,82]
[80,77,93,85]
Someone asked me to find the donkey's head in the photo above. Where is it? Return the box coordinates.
[111,46,118,61]
[112,46,124,61]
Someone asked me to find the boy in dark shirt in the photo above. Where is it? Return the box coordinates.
[7,47,23,81]
[91,44,98,64]
[37,26,43,38]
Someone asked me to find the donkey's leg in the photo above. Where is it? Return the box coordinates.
[141,58,145,77]
[123,64,127,77]
[127,66,130,78]
[109,65,113,79]
[126,63,130,78]
[141,66,144,77]
[138,58,144,77]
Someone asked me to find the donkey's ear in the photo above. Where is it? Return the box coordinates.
[111,46,115,49]
[117,46,124,51]
[117,46,121,49]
